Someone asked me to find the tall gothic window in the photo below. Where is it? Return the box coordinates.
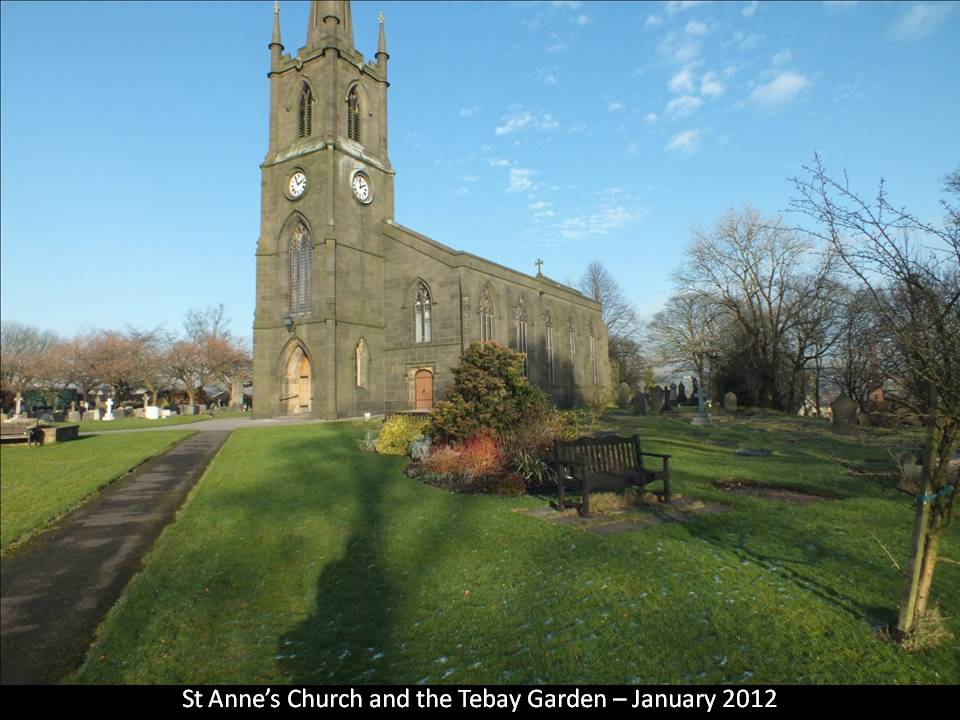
[479,288,494,343]
[568,317,577,384]
[545,312,555,385]
[289,223,312,314]
[347,86,361,143]
[299,82,313,138]
[355,338,370,387]
[414,282,432,343]
[589,325,598,385]
[515,300,528,377]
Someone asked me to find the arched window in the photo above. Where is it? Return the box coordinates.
[414,282,432,343]
[289,222,312,314]
[298,83,313,138]
[355,338,370,387]
[568,317,577,384]
[589,324,598,385]
[544,311,555,385]
[515,300,528,377]
[347,86,361,143]
[479,288,494,343]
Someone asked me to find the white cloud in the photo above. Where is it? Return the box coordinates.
[452,187,470,197]
[659,31,702,65]
[529,200,556,222]
[459,106,481,118]
[666,1,709,13]
[772,50,793,66]
[507,168,537,193]
[666,129,700,154]
[487,157,510,168]
[644,14,663,28]
[574,14,590,26]
[665,95,703,117]
[543,73,558,85]
[495,107,560,136]
[750,72,811,107]
[556,205,642,241]
[742,1,758,16]
[700,71,725,97]
[644,112,658,125]
[608,101,624,111]
[461,175,478,183]
[668,68,695,94]
[734,31,765,51]
[685,20,709,36]
[890,2,954,42]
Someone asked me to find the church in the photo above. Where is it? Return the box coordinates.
[252,1,611,419]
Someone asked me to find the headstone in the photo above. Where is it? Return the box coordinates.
[14,392,22,418]
[70,401,76,412]
[134,407,145,418]
[831,395,858,434]
[161,409,172,418]
[143,394,150,410]
[68,410,82,423]
[39,412,55,424]
[103,398,115,421]
[633,389,648,416]
[53,410,67,422]
[0,412,7,423]
[723,391,738,413]
[114,406,126,419]
[82,409,101,422]
[668,383,677,404]
[230,377,244,410]
[198,403,208,414]
[145,406,161,420]
[615,382,632,408]
[691,377,700,404]
[180,404,196,416]
[677,381,688,404]
[650,386,665,414]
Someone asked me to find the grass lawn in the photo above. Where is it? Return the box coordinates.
[57,410,251,434]
[72,414,959,684]
[1,430,195,553]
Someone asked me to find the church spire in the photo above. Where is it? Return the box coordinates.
[269,1,283,64]
[308,1,355,51]
[376,11,389,70]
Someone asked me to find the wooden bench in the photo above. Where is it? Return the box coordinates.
[552,434,671,516]
[0,420,41,447]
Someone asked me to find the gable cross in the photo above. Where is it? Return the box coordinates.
[535,258,544,275]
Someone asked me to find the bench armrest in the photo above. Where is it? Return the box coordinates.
[640,452,672,459]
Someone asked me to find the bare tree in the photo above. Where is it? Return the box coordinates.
[791,154,960,639]
[579,262,644,384]
[0,321,58,398]
[647,292,722,399]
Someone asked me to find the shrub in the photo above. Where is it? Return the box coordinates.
[408,435,431,461]
[429,342,550,442]
[484,472,527,496]
[375,414,430,455]
[420,444,463,476]
[458,430,507,480]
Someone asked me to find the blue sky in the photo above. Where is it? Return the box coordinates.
[2,1,958,340]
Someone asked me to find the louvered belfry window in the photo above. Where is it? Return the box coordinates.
[289,223,312,314]
[347,86,360,142]
[299,83,313,138]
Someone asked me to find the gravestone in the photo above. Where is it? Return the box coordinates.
[633,390,648,416]
[650,386,665,414]
[82,409,101,422]
[230,377,244,410]
[668,383,677,404]
[145,406,161,420]
[180,404,196,416]
[831,395,858,435]
[134,407,145,418]
[723,391,738,413]
[0,413,7,422]
[14,392,23,418]
[198,403,208,414]
[691,378,700,405]
[103,399,115,421]
[67,410,82,423]
[114,407,126,419]
[677,381,688,404]
[615,382,632,408]
[39,412,55,424]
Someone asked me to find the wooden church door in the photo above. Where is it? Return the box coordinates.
[415,369,433,410]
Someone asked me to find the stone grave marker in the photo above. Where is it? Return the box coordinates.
[723,391,738,413]
[831,395,858,434]
[67,410,82,423]
[633,390,648,416]
[650,386,665,414]
[82,409,101,422]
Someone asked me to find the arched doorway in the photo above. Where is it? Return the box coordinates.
[415,369,433,410]
[282,344,312,414]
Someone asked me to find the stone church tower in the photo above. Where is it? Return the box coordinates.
[253,1,611,419]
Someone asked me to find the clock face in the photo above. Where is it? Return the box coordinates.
[352,172,372,204]
[288,171,307,198]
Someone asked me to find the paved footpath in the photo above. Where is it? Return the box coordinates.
[0,430,232,684]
